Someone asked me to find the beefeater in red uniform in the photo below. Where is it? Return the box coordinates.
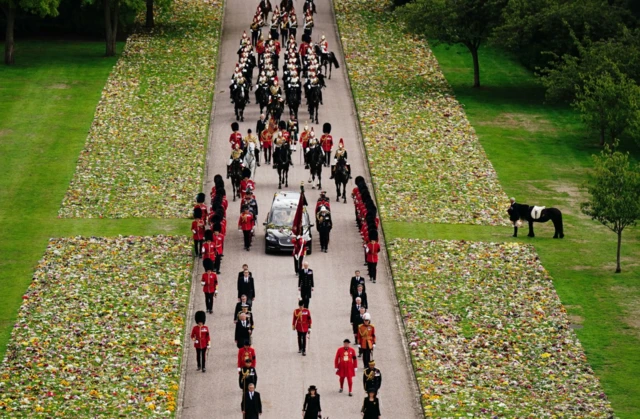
[334,338,358,396]
[229,122,243,149]
[191,311,211,372]
[292,300,312,356]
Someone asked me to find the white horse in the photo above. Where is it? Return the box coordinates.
[243,142,258,180]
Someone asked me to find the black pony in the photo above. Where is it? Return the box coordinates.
[255,84,269,115]
[267,96,285,122]
[305,146,323,189]
[307,85,322,124]
[229,159,244,201]
[232,84,248,121]
[286,85,301,120]
[314,45,340,79]
[334,157,350,203]
[508,203,564,238]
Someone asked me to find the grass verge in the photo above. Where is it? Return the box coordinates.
[0,236,191,416]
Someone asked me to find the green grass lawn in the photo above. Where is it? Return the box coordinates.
[0,41,186,361]
[386,44,640,417]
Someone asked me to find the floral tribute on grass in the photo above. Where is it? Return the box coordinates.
[390,239,614,418]
[334,0,509,225]
[0,236,191,416]
[60,0,222,218]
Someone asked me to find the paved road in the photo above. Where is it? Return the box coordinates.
[178,0,422,417]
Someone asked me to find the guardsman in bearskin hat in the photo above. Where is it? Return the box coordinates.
[229,122,243,149]
[334,338,358,396]
[362,360,382,395]
[320,122,333,167]
[191,311,210,372]
[239,358,258,391]
[357,313,376,368]
[202,230,215,266]
[292,300,312,355]
[364,232,381,283]
[212,227,224,274]
[240,168,256,201]
[201,259,218,314]
[194,192,208,220]
[192,208,205,258]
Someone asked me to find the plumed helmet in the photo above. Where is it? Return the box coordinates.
[242,168,252,178]
[196,192,206,203]
[231,122,239,131]
[193,207,202,219]
[203,258,215,271]
[321,35,326,40]
[204,230,214,241]
[323,122,331,134]
[270,85,279,95]
[362,313,371,321]
[338,138,344,148]
[195,310,206,324]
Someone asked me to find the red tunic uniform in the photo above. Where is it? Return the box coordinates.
[229,132,243,149]
[191,325,211,349]
[238,213,255,231]
[240,179,256,200]
[191,219,205,241]
[281,130,291,144]
[194,203,208,220]
[202,272,218,294]
[320,134,333,152]
[357,324,376,349]
[292,308,312,332]
[292,236,306,258]
[334,346,357,378]
[365,242,381,263]
[202,241,216,260]
[299,130,310,149]
[213,233,224,255]
[237,347,257,368]
[260,130,273,148]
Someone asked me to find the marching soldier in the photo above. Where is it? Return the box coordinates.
[239,358,258,391]
[229,122,243,149]
[365,233,381,283]
[316,205,332,253]
[298,261,314,308]
[287,111,299,145]
[238,205,255,251]
[237,339,257,371]
[299,123,311,167]
[292,234,306,274]
[320,122,333,167]
[292,300,312,356]
[194,192,208,220]
[362,360,382,395]
[316,190,331,212]
[260,123,273,164]
[334,338,358,396]
[212,227,224,274]
[289,12,298,39]
[190,311,211,373]
[201,259,218,314]
[303,9,314,38]
[202,230,215,266]
[357,313,376,367]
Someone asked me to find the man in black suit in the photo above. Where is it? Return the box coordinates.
[237,264,256,302]
[241,383,262,419]
[235,312,253,348]
[352,284,368,308]
[256,113,266,138]
[297,261,314,308]
[234,295,253,323]
[349,270,366,299]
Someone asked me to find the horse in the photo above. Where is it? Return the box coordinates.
[334,157,350,203]
[305,145,323,189]
[255,84,269,115]
[243,142,258,180]
[274,143,291,189]
[286,85,301,120]
[307,85,322,124]
[314,45,340,79]
[508,203,564,238]
[267,97,285,122]
[232,84,248,121]
[229,159,244,201]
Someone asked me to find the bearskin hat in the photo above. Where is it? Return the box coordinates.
[196,192,206,203]
[216,187,226,197]
[203,258,215,271]
[212,222,222,233]
[369,230,379,241]
[278,120,287,130]
[354,176,365,186]
[322,122,331,134]
[242,168,252,178]
[213,174,224,186]
[193,207,202,219]
[231,122,239,131]
[204,230,214,241]
[195,310,206,324]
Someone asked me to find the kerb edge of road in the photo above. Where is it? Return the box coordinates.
[328,0,426,416]
[176,0,228,415]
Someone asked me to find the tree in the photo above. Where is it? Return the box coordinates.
[573,68,640,146]
[83,0,143,56]
[396,0,507,88]
[1,0,61,64]
[581,144,640,273]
